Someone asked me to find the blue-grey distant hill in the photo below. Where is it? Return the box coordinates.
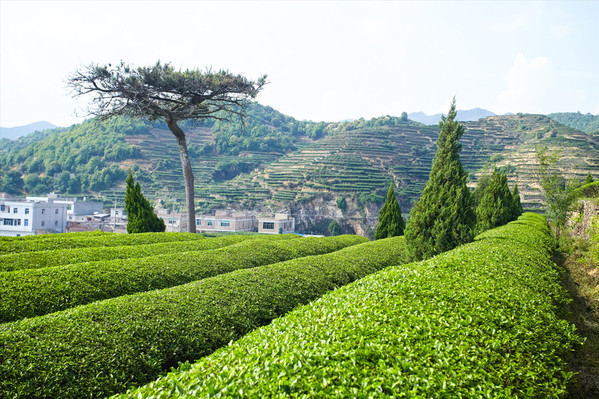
[409,108,496,125]
[0,121,57,140]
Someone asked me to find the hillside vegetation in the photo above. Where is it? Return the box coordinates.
[1,104,598,234]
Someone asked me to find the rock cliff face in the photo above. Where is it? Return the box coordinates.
[568,200,599,240]
[286,194,383,238]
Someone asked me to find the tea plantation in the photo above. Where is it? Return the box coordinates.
[0,216,583,398]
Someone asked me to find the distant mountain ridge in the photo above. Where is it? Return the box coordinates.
[408,108,497,125]
[0,121,57,140]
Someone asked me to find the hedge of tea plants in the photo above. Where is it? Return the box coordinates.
[0,235,358,323]
[119,213,581,398]
[0,236,406,398]
[0,234,265,272]
[0,231,205,254]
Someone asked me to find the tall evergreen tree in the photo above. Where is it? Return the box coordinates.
[125,170,166,234]
[472,173,492,209]
[375,182,405,240]
[512,183,523,219]
[475,168,514,234]
[584,172,594,185]
[404,99,475,260]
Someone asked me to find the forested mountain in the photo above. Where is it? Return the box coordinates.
[1,104,598,235]
[548,112,599,135]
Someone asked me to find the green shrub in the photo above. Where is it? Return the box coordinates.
[0,232,205,255]
[0,234,258,272]
[119,214,581,398]
[0,235,361,323]
[0,235,405,398]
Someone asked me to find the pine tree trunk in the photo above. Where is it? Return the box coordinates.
[166,118,196,233]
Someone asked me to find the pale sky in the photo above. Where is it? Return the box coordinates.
[1,0,598,128]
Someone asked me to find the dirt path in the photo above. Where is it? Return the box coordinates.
[557,248,599,398]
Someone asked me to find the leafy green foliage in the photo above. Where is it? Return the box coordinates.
[374,182,404,239]
[548,112,599,135]
[405,99,475,260]
[121,214,580,398]
[475,168,515,234]
[0,231,202,255]
[0,234,360,323]
[512,183,523,218]
[327,220,342,236]
[536,146,580,240]
[125,170,165,233]
[0,235,407,399]
[0,234,251,272]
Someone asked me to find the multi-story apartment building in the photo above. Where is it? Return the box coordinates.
[0,195,68,236]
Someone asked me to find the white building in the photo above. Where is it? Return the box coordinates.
[26,193,104,223]
[258,213,295,234]
[196,210,256,233]
[0,196,68,236]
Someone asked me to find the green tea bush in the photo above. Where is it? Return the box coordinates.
[120,213,581,398]
[0,236,405,398]
[0,235,358,323]
[0,231,205,255]
[0,234,262,272]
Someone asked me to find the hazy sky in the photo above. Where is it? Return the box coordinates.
[1,0,598,128]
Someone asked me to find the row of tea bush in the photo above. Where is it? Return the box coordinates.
[119,214,581,398]
[0,236,406,398]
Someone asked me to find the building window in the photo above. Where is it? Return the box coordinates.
[16,219,21,226]
[25,208,30,214]
[55,209,59,214]
[220,220,230,227]
[206,220,213,226]
[67,205,72,211]
[263,222,275,230]
[55,220,58,226]
[3,219,14,226]
[0,205,4,212]
[13,207,18,214]
[24,219,29,226]
[41,221,45,227]
[41,209,45,215]
[196,219,201,226]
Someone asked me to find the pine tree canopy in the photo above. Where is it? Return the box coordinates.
[404,98,475,260]
[374,182,405,240]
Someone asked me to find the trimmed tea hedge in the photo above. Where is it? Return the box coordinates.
[119,213,581,398]
[0,235,405,398]
[0,231,205,255]
[0,235,358,323]
[0,234,262,272]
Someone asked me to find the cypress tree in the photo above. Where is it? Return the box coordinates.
[374,182,405,240]
[475,168,514,234]
[404,99,475,260]
[585,172,594,185]
[512,183,523,219]
[125,170,166,234]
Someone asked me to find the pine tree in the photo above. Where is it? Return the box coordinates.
[125,170,166,233]
[512,183,523,219]
[404,99,475,260]
[585,172,594,185]
[475,168,514,234]
[374,182,405,240]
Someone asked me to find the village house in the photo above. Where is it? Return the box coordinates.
[0,193,68,236]
[257,213,295,234]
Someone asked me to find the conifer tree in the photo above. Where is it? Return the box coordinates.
[404,99,475,260]
[374,182,405,240]
[512,183,523,219]
[475,168,514,234]
[585,172,594,185]
[125,170,166,233]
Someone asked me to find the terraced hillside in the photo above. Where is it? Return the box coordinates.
[2,104,598,236]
